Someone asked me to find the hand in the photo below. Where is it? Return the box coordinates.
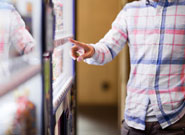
[68,38,95,62]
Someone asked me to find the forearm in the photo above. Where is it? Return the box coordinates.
[84,43,113,65]
[85,27,127,65]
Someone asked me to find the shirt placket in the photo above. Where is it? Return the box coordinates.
[154,2,173,127]
[149,3,164,118]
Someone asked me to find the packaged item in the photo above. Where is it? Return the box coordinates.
[0,95,37,135]
[52,48,63,81]
[0,101,17,135]
[53,0,64,31]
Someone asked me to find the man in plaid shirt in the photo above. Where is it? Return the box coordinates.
[0,2,34,61]
[69,0,185,134]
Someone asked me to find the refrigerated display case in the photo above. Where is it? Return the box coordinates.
[52,0,76,134]
[43,0,76,134]
[0,0,43,134]
[0,0,76,134]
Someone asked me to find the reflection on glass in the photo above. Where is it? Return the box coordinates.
[0,1,35,61]
[0,1,40,135]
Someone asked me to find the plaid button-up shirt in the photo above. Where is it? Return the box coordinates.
[0,2,34,61]
[85,0,185,130]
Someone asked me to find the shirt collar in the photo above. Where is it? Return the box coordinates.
[151,0,176,2]
[145,0,176,6]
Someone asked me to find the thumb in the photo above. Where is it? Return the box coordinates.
[77,51,93,62]
[77,55,84,62]
[76,53,88,62]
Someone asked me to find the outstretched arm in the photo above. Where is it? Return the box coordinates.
[69,8,128,65]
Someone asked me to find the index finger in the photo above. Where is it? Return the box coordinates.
[68,38,88,49]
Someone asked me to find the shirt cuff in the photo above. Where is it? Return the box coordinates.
[89,44,99,59]
[84,44,99,63]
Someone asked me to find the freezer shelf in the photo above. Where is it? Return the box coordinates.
[54,34,73,48]
[53,75,73,113]
[0,73,43,135]
[0,57,41,97]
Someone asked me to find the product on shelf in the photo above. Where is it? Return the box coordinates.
[53,0,64,31]
[5,96,37,135]
[52,48,63,81]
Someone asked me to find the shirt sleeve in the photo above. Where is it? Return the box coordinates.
[84,7,128,65]
[10,7,35,54]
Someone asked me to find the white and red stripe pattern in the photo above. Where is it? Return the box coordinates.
[85,0,185,130]
[0,2,34,61]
